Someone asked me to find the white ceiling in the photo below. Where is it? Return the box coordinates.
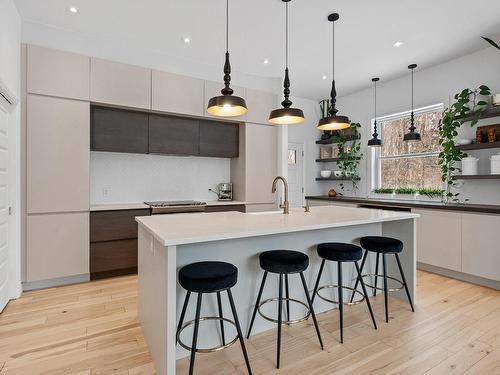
[14,0,500,100]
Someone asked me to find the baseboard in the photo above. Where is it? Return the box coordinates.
[417,262,500,290]
[22,274,90,291]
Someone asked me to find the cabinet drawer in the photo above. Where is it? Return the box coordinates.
[90,239,137,276]
[90,209,150,242]
[205,205,246,213]
[91,106,149,154]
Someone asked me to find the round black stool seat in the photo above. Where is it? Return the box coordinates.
[317,243,362,262]
[360,236,403,254]
[259,250,309,274]
[179,261,237,293]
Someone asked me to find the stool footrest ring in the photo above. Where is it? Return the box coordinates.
[316,284,365,306]
[360,273,404,292]
[257,297,310,325]
[177,316,238,353]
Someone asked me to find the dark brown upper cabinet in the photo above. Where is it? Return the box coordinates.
[199,120,239,158]
[91,106,149,154]
[149,114,199,156]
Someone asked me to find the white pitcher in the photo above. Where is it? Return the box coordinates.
[491,153,500,175]
[462,156,479,175]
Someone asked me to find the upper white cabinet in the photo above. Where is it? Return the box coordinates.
[27,95,89,214]
[90,58,151,109]
[246,89,278,124]
[204,80,246,121]
[152,70,204,116]
[462,213,500,282]
[245,123,278,204]
[413,209,462,272]
[27,45,90,100]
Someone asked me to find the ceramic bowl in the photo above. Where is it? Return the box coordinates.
[455,139,473,146]
[333,170,342,177]
[320,170,332,178]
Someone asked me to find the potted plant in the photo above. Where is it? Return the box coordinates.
[371,187,395,199]
[332,123,363,193]
[417,188,445,201]
[438,85,491,202]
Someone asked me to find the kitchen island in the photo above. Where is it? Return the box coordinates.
[136,205,419,374]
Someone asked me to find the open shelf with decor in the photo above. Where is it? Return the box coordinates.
[463,106,500,122]
[315,156,361,163]
[452,174,500,180]
[316,176,361,181]
[455,141,500,151]
[316,135,361,144]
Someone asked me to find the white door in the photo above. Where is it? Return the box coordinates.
[287,142,305,207]
[0,97,10,312]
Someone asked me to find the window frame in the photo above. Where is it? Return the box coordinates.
[371,103,444,190]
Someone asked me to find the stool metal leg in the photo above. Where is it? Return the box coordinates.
[247,271,268,338]
[355,262,377,330]
[227,289,253,375]
[311,258,326,306]
[176,291,191,344]
[338,262,344,343]
[188,293,203,375]
[277,273,283,368]
[216,291,225,345]
[395,253,415,312]
[300,272,324,350]
[285,274,291,324]
[373,253,380,297]
[382,254,389,323]
[350,250,368,303]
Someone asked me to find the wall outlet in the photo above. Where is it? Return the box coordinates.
[102,187,110,197]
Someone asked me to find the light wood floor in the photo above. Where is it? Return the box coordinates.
[1,271,500,374]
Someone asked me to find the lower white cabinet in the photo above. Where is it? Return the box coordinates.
[27,212,89,282]
[461,213,500,282]
[414,209,462,272]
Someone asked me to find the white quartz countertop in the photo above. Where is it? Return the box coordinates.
[90,201,246,211]
[136,205,419,246]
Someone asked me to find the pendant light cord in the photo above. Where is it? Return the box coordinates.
[285,1,288,69]
[332,19,335,81]
[410,66,415,130]
[226,0,229,53]
[374,79,377,119]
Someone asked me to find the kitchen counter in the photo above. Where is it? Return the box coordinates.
[89,200,246,211]
[306,196,500,215]
[136,205,418,374]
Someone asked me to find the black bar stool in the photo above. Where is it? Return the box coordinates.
[311,242,377,343]
[350,236,414,323]
[247,250,323,369]
[177,261,252,375]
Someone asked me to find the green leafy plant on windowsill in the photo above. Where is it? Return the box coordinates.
[331,122,363,191]
[438,85,491,203]
[417,188,444,198]
[373,187,444,199]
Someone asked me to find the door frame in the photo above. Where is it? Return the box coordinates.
[287,142,306,207]
[0,78,21,307]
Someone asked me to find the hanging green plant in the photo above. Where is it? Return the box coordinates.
[332,122,363,191]
[438,85,491,202]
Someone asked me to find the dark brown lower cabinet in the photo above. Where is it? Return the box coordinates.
[90,209,150,280]
[205,204,246,213]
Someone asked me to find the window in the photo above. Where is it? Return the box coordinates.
[372,104,444,190]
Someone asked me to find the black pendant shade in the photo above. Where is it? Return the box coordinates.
[207,0,247,117]
[269,0,304,125]
[368,77,383,147]
[403,64,421,142]
[317,13,350,131]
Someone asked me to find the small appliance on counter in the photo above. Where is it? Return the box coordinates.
[209,183,233,201]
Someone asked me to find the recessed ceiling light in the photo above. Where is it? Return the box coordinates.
[183,37,191,44]
[322,75,327,80]
[68,6,79,13]
[263,59,269,64]
[393,41,404,48]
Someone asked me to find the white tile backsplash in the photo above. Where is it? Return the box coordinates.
[90,151,231,204]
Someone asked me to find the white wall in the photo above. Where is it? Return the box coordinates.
[90,152,231,204]
[0,0,21,299]
[301,47,500,204]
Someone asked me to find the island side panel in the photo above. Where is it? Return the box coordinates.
[382,218,417,303]
[138,225,177,375]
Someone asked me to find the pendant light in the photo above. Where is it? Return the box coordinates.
[368,77,382,147]
[403,64,421,142]
[317,13,350,131]
[207,0,247,117]
[269,0,304,125]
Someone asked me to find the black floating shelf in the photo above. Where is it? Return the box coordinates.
[316,177,361,181]
[455,141,500,151]
[463,106,500,122]
[452,174,500,180]
[316,135,361,144]
[315,157,361,163]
